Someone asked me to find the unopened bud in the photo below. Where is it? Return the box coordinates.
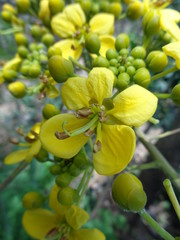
[142,10,160,36]
[57,187,79,205]
[146,51,168,73]
[22,192,44,209]
[85,33,101,54]
[127,1,144,20]
[8,81,26,98]
[133,67,151,88]
[171,84,180,106]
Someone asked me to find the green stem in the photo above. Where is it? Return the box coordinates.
[127,162,159,171]
[118,13,127,20]
[135,128,180,192]
[27,83,44,95]
[163,179,180,221]
[77,165,90,193]
[143,36,151,49]
[0,161,28,192]
[0,27,22,35]
[153,93,171,99]
[149,117,159,125]
[139,209,175,240]
[69,57,90,72]
[149,128,180,141]
[151,66,177,81]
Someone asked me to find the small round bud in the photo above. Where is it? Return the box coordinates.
[133,59,146,69]
[3,69,17,81]
[91,3,100,14]
[18,46,29,58]
[57,187,78,205]
[47,46,62,58]
[2,4,17,15]
[1,10,12,22]
[92,56,109,68]
[119,48,129,57]
[100,1,109,12]
[106,49,118,60]
[50,165,62,175]
[56,173,72,187]
[115,34,130,51]
[15,33,28,46]
[42,33,54,47]
[49,0,64,15]
[142,10,160,36]
[29,64,41,78]
[109,66,119,76]
[117,72,130,91]
[29,43,38,52]
[69,163,82,177]
[109,3,122,18]
[110,58,118,66]
[48,55,74,83]
[126,56,134,63]
[127,1,144,20]
[126,66,136,76]
[74,148,88,169]
[112,173,147,212]
[16,0,30,13]
[131,46,146,59]
[22,192,44,209]
[85,33,101,54]
[20,65,29,76]
[31,25,42,39]
[118,66,126,73]
[171,84,180,106]
[35,148,49,162]
[39,54,48,65]
[81,0,91,14]
[8,81,26,98]
[133,67,151,88]
[42,104,60,119]
[146,51,168,73]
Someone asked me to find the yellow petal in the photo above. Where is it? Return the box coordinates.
[108,85,158,127]
[40,114,89,158]
[3,55,22,71]
[90,13,114,35]
[69,228,105,240]
[93,124,136,176]
[46,85,59,98]
[49,184,69,218]
[99,35,115,57]
[53,39,83,60]
[160,9,180,41]
[163,42,180,69]
[51,13,76,38]
[4,149,29,165]
[86,67,114,105]
[25,140,41,162]
[22,209,57,239]
[64,3,86,28]
[61,76,90,110]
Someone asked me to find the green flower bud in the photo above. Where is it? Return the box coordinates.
[109,66,119,76]
[35,148,49,162]
[91,3,100,14]
[8,81,26,98]
[3,69,17,81]
[48,55,74,83]
[119,48,129,57]
[142,10,160,36]
[39,54,48,65]
[131,46,146,59]
[133,59,146,69]
[42,104,60,119]
[133,67,151,88]
[92,56,109,68]
[29,64,41,78]
[20,65,29,76]
[85,33,101,54]
[146,51,168,73]
[110,58,118,66]
[42,33,54,47]
[106,48,118,60]
[115,33,130,51]
[69,163,82,177]
[126,66,136,76]
[56,173,72,187]
[29,43,38,52]
[127,1,144,20]
[15,33,28,46]
[126,56,134,63]
[100,1,109,12]
[109,2,122,18]
[118,66,125,73]
[171,84,180,106]
[74,148,88,169]
[112,173,147,212]
[18,46,29,58]
[58,187,78,205]
[81,0,91,14]
[16,0,30,13]
[117,72,130,91]
[22,192,44,209]
[50,164,62,175]
[49,0,64,15]
[1,10,13,22]
[31,25,42,39]
[47,46,62,58]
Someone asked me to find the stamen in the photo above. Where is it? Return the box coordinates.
[93,140,102,153]
[74,108,92,119]
[55,131,69,140]
[25,136,37,143]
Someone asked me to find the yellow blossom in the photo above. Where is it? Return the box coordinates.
[40,68,158,175]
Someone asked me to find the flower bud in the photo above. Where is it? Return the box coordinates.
[56,173,72,187]
[109,66,119,76]
[133,59,146,69]
[91,3,100,14]
[142,10,160,36]
[171,84,180,106]
[15,33,28,46]
[16,0,30,13]
[22,192,44,209]
[109,2,122,18]
[48,55,74,83]
[2,4,17,15]
[49,0,64,15]
[119,48,129,57]
[69,163,82,177]
[50,164,62,175]
[81,0,91,14]
[74,148,88,169]
[115,34,130,51]
[35,148,49,162]
[3,69,17,81]
[1,10,13,22]
[85,33,101,54]
[0,71,4,84]
[31,25,42,39]
[112,173,147,212]
[29,64,41,78]
[18,46,29,58]
[126,66,136,76]
[117,72,130,91]
[127,1,144,20]
[146,51,168,73]
[42,33,54,47]
[92,56,109,68]
[57,187,78,205]
[131,46,146,59]
[106,48,118,60]
[100,1,109,12]
[133,67,151,88]
[8,81,26,98]
[42,104,60,119]
[47,45,62,58]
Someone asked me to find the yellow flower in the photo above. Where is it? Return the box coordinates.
[4,123,41,164]
[23,184,105,240]
[40,68,158,175]
[51,3,115,59]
